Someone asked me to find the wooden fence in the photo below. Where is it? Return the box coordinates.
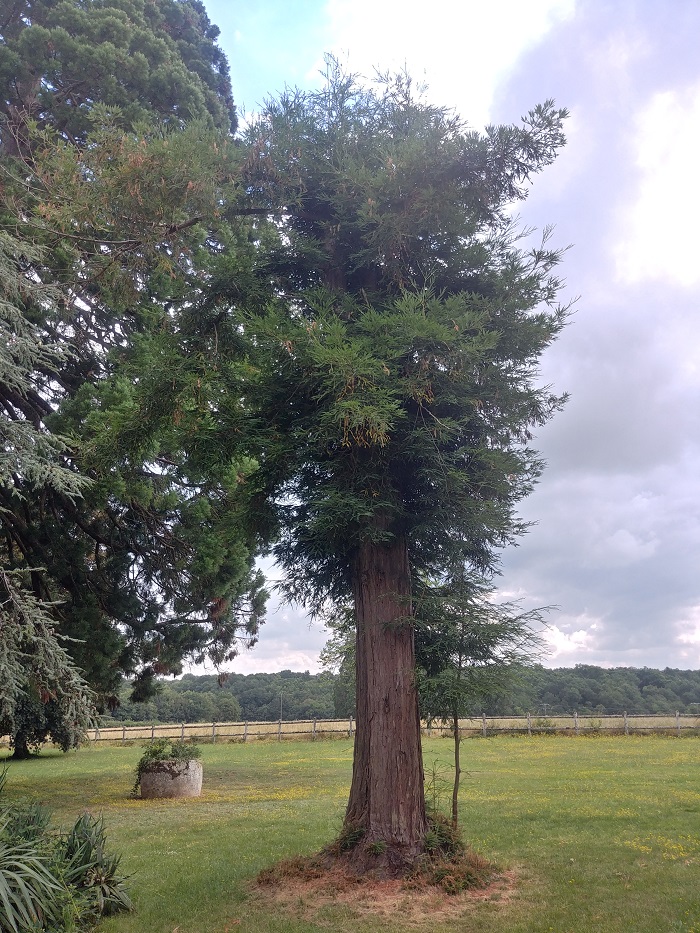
[3,712,696,748]
[88,717,357,744]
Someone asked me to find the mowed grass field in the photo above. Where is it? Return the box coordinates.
[2,735,699,933]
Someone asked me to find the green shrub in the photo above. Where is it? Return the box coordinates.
[418,848,495,894]
[404,811,495,894]
[423,810,465,858]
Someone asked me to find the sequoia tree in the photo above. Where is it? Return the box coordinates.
[0,0,235,155]
[0,0,263,712]
[237,62,570,869]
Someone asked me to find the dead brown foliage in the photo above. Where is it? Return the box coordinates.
[254,852,517,925]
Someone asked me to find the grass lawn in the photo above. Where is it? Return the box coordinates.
[2,735,699,932]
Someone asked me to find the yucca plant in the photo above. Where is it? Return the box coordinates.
[0,768,131,930]
[61,813,132,917]
[1,802,52,845]
[0,826,63,933]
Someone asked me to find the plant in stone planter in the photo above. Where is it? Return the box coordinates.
[132,740,203,799]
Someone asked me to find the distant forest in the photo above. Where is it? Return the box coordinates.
[103,665,700,725]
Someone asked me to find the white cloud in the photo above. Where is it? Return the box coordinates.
[320,0,575,127]
[614,82,700,286]
[602,528,657,566]
[222,647,325,675]
[543,615,599,661]
[676,604,700,664]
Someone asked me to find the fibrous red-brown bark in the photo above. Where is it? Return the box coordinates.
[344,521,427,871]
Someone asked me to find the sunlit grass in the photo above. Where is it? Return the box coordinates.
[2,735,699,932]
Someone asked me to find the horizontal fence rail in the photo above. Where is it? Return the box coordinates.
[439,712,700,738]
[3,713,698,748]
[89,717,356,744]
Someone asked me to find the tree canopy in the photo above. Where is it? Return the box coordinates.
[0,0,262,723]
[239,67,569,607]
[0,0,235,156]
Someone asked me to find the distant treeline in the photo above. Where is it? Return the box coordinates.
[488,664,700,717]
[102,665,700,725]
[104,670,336,725]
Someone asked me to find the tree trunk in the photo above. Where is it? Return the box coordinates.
[11,733,32,760]
[344,520,427,873]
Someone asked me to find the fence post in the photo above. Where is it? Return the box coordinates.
[574,711,579,736]
[482,713,487,737]
[349,716,353,737]
[278,718,282,741]
[676,711,681,737]
[180,722,185,741]
[95,726,100,742]
[122,724,126,743]
[624,711,629,736]
[527,711,532,737]
[243,720,248,743]
[212,721,216,743]
[151,723,155,740]
[312,718,317,740]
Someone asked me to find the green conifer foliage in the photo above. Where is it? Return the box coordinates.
[0,1,261,722]
[236,61,570,867]
[0,233,96,756]
[0,0,235,157]
[0,568,97,758]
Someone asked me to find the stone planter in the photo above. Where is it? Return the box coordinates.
[139,759,203,799]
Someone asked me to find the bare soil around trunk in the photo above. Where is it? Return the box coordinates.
[254,849,516,924]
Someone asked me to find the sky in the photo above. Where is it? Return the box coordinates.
[196,0,700,675]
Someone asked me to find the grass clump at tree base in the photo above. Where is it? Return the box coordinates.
[256,809,498,896]
[407,811,497,894]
